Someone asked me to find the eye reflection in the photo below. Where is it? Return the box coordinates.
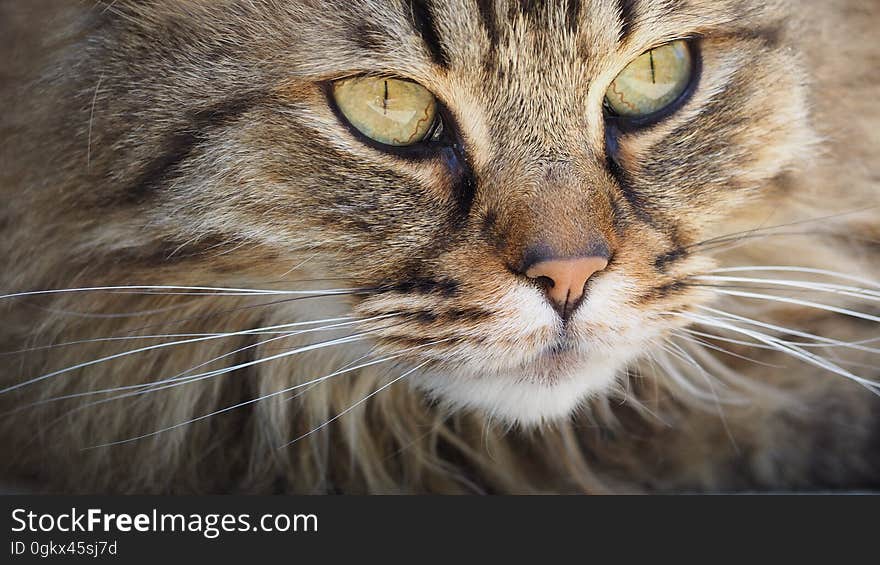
[605,40,693,119]
[332,77,439,147]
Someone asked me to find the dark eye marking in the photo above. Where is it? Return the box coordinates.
[476,0,501,72]
[604,126,658,228]
[476,0,499,49]
[564,0,582,33]
[616,0,639,44]
[352,22,387,51]
[441,145,477,225]
[514,0,542,20]
[719,25,784,50]
[404,0,450,68]
[126,94,262,203]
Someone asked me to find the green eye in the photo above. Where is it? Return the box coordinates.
[331,76,439,147]
[605,40,693,119]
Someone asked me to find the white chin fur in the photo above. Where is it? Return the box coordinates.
[395,273,665,427]
[410,355,621,427]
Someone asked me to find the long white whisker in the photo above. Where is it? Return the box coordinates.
[2,316,356,356]
[695,305,880,355]
[0,314,395,396]
[282,346,380,403]
[280,361,430,448]
[663,340,742,450]
[139,321,406,393]
[17,319,400,410]
[708,289,880,325]
[0,285,370,301]
[690,208,878,250]
[706,267,880,289]
[650,341,724,403]
[84,339,454,449]
[677,312,880,393]
[16,302,204,320]
[694,275,880,300]
[677,327,779,351]
[673,335,793,401]
[124,325,402,393]
[18,333,390,431]
[1,332,374,419]
[671,331,784,368]
[679,325,880,351]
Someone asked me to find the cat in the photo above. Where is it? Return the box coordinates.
[0,0,878,494]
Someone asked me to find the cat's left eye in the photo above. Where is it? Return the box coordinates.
[331,76,440,147]
[604,40,694,120]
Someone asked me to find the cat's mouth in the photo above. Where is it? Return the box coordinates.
[536,338,578,361]
[516,338,595,380]
[409,329,625,426]
[356,268,668,424]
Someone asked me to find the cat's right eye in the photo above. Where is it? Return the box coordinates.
[604,40,694,121]
[331,76,440,148]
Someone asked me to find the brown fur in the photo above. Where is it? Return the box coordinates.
[0,0,878,493]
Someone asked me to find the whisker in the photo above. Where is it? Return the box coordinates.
[651,341,728,403]
[693,231,831,256]
[17,332,395,432]
[687,207,878,251]
[0,285,372,301]
[677,312,880,393]
[706,267,880,289]
[684,283,848,295]
[694,275,880,300]
[662,340,742,450]
[0,314,396,396]
[0,316,355,356]
[708,289,880,325]
[83,338,455,449]
[279,360,430,448]
[678,323,873,360]
[137,322,405,392]
[10,317,400,411]
[282,346,380,403]
[677,327,779,351]
[691,231,880,256]
[279,248,324,278]
[85,292,376,336]
[685,324,880,351]
[1,332,368,421]
[672,335,792,401]
[671,330,784,368]
[695,305,880,355]
[124,321,387,392]
[13,300,205,320]
[2,288,380,339]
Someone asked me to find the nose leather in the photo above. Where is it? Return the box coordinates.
[525,256,609,314]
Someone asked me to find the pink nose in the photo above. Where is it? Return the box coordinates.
[526,256,609,315]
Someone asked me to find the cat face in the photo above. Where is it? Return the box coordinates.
[74,0,815,425]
